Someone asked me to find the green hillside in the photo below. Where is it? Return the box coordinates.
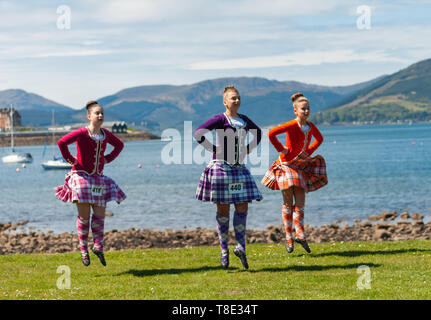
[97,77,381,132]
[0,76,384,130]
[311,58,431,124]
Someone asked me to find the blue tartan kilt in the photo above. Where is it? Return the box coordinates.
[196,160,263,204]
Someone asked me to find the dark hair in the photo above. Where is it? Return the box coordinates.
[291,92,304,102]
[85,100,99,113]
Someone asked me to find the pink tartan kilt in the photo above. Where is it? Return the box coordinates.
[261,152,328,192]
[55,172,126,207]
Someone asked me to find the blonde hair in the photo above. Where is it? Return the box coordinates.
[223,85,239,98]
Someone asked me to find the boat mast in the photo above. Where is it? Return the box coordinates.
[52,109,55,156]
[10,106,14,152]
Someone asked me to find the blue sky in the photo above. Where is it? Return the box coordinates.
[1,0,430,109]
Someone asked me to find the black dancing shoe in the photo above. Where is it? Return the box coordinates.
[285,243,294,253]
[81,251,90,266]
[233,247,249,269]
[221,250,229,269]
[92,248,107,266]
[295,238,311,253]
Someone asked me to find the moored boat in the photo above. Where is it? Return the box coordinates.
[2,152,33,164]
[41,157,72,170]
[1,107,33,164]
[41,110,72,170]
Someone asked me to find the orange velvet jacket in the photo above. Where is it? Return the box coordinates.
[268,119,323,163]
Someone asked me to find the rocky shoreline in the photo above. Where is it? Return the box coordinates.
[1,211,430,255]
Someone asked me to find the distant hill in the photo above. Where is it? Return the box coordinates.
[0,89,77,126]
[0,76,384,130]
[310,58,431,124]
[0,89,124,126]
[96,76,383,132]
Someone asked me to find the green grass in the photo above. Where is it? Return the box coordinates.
[1,241,431,300]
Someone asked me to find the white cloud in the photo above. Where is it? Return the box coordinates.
[187,50,410,70]
[81,40,103,46]
[239,0,341,16]
[92,0,342,24]
[94,0,203,23]
[28,50,112,58]
[0,2,55,28]
[0,0,430,108]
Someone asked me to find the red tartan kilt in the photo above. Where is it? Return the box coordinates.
[261,152,328,192]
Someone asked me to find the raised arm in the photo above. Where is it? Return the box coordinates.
[104,130,124,163]
[267,122,291,153]
[305,122,324,155]
[193,116,221,153]
[57,129,82,165]
[243,115,262,154]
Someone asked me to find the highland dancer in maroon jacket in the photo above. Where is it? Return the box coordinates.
[55,101,126,266]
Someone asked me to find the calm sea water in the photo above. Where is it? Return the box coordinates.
[1,123,430,233]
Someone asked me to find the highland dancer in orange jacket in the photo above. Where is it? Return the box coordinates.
[262,92,328,254]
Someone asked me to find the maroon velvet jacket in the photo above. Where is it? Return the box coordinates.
[58,127,124,175]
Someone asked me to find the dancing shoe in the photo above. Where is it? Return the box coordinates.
[285,243,294,253]
[233,247,249,269]
[221,250,229,269]
[81,251,90,266]
[295,238,311,253]
[92,248,107,266]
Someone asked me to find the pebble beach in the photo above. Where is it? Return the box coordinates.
[1,210,430,255]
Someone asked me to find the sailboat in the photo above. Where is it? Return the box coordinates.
[41,110,72,170]
[41,156,72,170]
[1,107,33,164]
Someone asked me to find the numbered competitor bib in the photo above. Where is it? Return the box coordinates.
[91,186,104,197]
[228,183,244,194]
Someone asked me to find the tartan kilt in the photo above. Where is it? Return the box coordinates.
[261,152,328,192]
[55,172,127,207]
[196,160,263,204]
